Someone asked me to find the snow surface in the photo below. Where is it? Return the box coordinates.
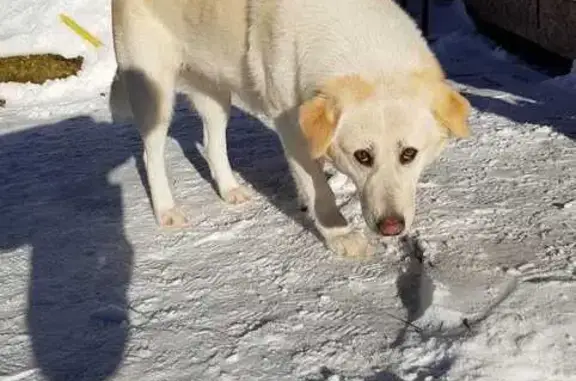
[1,1,575,380]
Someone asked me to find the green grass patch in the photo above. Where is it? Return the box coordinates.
[0,53,83,84]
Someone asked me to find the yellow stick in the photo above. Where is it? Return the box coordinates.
[59,13,103,48]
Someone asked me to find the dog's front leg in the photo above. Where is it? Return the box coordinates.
[296,157,326,212]
[275,115,372,257]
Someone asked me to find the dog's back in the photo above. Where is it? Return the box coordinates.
[111,0,436,117]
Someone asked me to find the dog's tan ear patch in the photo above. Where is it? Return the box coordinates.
[300,75,374,158]
[299,95,338,159]
[432,83,471,138]
[412,67,471,138]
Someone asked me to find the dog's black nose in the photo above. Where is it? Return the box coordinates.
[377,216,405,236]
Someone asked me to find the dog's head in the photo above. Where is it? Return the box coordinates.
[300,72,470,236]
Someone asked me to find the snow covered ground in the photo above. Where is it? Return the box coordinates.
[1,1,575,380]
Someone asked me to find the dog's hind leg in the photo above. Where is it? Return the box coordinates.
[184,84,251,204]
[114,22,187,228]
[125,65,188,228]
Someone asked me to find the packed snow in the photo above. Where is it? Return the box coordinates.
[0,1,575,381]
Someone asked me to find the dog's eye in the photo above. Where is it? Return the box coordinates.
[354,149,373,167]
[399,147,418,165]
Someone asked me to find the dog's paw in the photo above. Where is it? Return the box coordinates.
[327,231,373,258]
[158,207,189,228]
[221,185,251,205]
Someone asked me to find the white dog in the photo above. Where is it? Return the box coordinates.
[110,0,471,257]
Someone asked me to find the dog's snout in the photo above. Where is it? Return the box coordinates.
[378,216,405,236]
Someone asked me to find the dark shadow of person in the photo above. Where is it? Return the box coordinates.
[0,99,323,380]
[0,116,136,381]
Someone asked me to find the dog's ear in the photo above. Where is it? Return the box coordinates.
[299,94,339,159]
[432,83,471,138]
[299,75,374,158]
